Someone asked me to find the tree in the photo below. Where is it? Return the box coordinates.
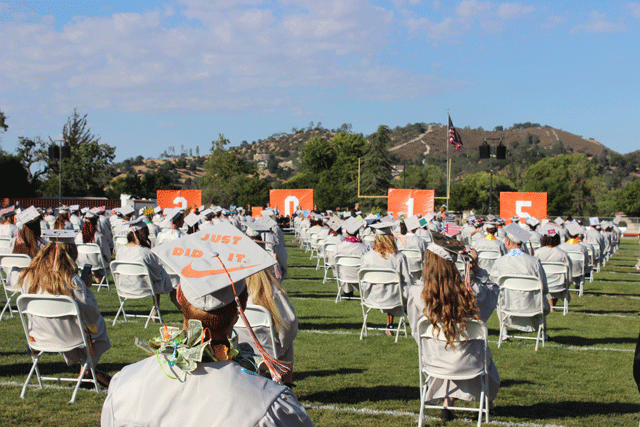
[449,182,481,212]
[616,179,640,216]
[0,110,7,133]
[395,164,443,190]
[0,150,36,196]
[41,110,116,197]
[16,136,49,190]
[462,171,517,214]
[359,125,393,209]
[300,136,335,174]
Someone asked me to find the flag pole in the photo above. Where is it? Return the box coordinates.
[446,109,450,207]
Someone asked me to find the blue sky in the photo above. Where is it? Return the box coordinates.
[1,0,639,161]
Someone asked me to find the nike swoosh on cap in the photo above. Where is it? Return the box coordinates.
[181,261,260,278]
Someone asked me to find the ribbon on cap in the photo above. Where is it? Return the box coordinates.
[213,255,290,383]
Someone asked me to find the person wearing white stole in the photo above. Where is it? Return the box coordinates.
[406,236,499,420]
[112,206,135,237]
[54,206,74,230]
[490,223,550,336]
[101,225,313,427]
[359,222,412,333]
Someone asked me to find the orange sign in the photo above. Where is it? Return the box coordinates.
[251,207,263,218]
[269,189,314,217]
[500,192,547,223]
[387,189,435,219]
[157,190,202,210]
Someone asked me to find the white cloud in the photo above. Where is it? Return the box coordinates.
[496,3,534,19]
[629,2,640,18]
[570,11,625,34]
[455,0,493,21]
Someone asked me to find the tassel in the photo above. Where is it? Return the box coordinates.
[464,260,472,291]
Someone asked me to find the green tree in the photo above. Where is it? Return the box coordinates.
[0,150,36,196]
[41,110,116,197]
[0,110,7,133]
[462,171,517,215]
[16,136,49,191]
[360,125,393,209]
[300,136,335,174]
[616,179,640,216]
[449,182,481,212]
[395,164,443,190]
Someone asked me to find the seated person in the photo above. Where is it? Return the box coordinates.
[333,217,369,298]
[75,211,111,284]
[535,224,573,311]
[18,234,111,387]
[101,225,313,427]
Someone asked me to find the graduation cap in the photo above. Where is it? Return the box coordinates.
[419,217,428,228]
[154,206,163,214]
[0,206,16,218]
[566,222,584,236]
[504,223,531,244]
[445,222,462,237]
[589,217,599,227]
[343,217,363,235]
[245,222,271,238]
[41,229,79,244]
[612,218,619,226]
[329,219,343,232]
[81,207,89,214]
[17,206,40,225]
[510,215,520,223]
[120,205,135,217]
[58,206,70,214]
[539,224,557,236]
[169,209,185,223]
[70,205,80,212]
[404,216,420,231]
[426,234,467,263]
[482,221,497,231]
[84,210,98,220]
[526,217,540,227]
[127,217,148,232]
[184,213,200,228]
[554,217,565,226]
[369,222,393,235]
[201,209,213,218]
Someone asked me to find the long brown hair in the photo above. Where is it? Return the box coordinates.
[14,222,42,258]
[374,234,397,259]
[245,269,287,332]
[81,217,98,244]
[53,213,68,230]
[421,250,479,348]
[18,242,79,296]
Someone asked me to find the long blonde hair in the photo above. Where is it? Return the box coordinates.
[18,242,79,296]
[374,234,397,259]
[420,250,479,348]
[245,268,287,332]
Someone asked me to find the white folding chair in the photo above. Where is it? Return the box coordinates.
[0,236,13,254]
[399,248,423,283]
[308,234,320,260]
[17,294,100,403]
[113,235,129,256]
[233,304,277,366]
[476,250,501,272]
[541,261,570,315]
[358,268,407,343]
[585,245,595,283]
[362,235,375,248]
[497,275,546,351]
[314,238,325,269]
[565,251,586,297]
[0,253,31,321]
[455,259,467,281]
[76,243,110,291]
[334,255,362,303]
[148,234,157,248]
[417,317,489,427]
[322,242,337,284]
[110,260,161,328]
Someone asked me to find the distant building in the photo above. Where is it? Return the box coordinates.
[392,165,404,177]
[253,153,274,162]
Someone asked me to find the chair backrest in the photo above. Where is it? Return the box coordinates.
[113,235,129,246]
[0,237,12,254]
[565,251,585,275]
[399,248,421,260]
[362,235,375,247]
[358,268,403,310]
[158,258,181,288]
[540,261,568,292]
[17,294,89,353]
[477,250,501,260]
[76,243,105,269]
[417,317,487,378]
[0,253,32,270]
[233,304,277,359]
[334,255,362,283]
[399,249,423,274]
[497,275,545,315]
[323,243,337,262]
[110,260,155,298]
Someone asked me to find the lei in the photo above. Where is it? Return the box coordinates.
[344,236,362,243]
[508,248,524,257]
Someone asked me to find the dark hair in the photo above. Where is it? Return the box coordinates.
[127,227,151,248]
[540,233,560,247]
[14,222,42,258]
[181,287,248,343]
[399,221,408,235]
[81,217,98,244]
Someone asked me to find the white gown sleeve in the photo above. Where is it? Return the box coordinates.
[257,388,315,427]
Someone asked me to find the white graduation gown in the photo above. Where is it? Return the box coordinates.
[359,250,413,316]
[74,231,112,270]
[115,244,174,295]
[101,357,314,427]
[155,228,184,247]
[333,241,369,293]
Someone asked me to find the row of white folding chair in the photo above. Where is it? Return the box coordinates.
[0,253,32,321]
[476,249,501,273]
[565,251,586,297]
[497,275,546,351]
[417,317,489,427]
[109,260,162,328]
[76,243,110,291]
[540,261,570,315]
[17,294,101,403]
[322,242,337,284]
[233,304,278,371]
[399,248,422,283]
[334,255,362,302]
[358,268,407,343]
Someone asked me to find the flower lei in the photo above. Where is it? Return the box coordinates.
[344,236,361,243]
[148,319,261,379]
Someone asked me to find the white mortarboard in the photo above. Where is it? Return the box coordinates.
[17,206,40,225]
[184,212,200,228]
[212,206,223,215]
[504,222,531,244]
[364,214,378,221]
[566,222,584,236]
[41,229,79,244]
[152,222,277,311]
[95,206,105,214]
[245,222,271,238]
[612,218,620,225]
[154,206,162,214]
[329,220,342,232]
[589,217,599,227]
[120,205,135,217]
[369,222,393,235]
[201,209,213,218]
[487,214,496,221]
[70,205,80,212]
[169,209,185,223]
[262,208,275,217]
[81,207,89,214]
[510,215,520,223]
[128,217,148,232]
[84,210,98,219]
[343,217,363,235]
[526,217,540,227]
[257,216,278,230]
[539,224,557,236]
[482,222,497,231]
[426,234,466,263]
[58,206,70,214]
[554,217,564,225]
[139,207,146,215]
[404,215,420,231]
[0,206,16,218]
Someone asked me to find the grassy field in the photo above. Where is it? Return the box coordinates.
[1,237,639,426]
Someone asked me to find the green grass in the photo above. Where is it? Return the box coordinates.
[1,238,639,426]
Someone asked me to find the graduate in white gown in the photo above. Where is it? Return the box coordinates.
[534,224,573,311]
[246,268,299,386]
[101,225,313,427]
[471,222,507,271]
[53,206,74,230]
[0,206,18,253]
[333,218,369,297]
[155,209,185,246]
[396,216,428,277]
[406,237,499,420]
[74,211,112,283]
[359,222,412,333]
[18,234,112,387]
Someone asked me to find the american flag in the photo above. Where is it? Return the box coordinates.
[448,115,463,150]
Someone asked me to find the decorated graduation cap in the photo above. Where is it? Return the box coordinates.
[566,222,584,236]
[504,222,532,245]
[184,212,200,228]
[539,224,557,236]
[41,228,79,244]
[151,221,287,381]
[17,206,40,225]
[128,217,148,232]
[404,215,420,231]
[0,206,16,218]
[369,222,393,235]
[343,217,363,235]
[589,217,599,227]
[329,219,343,232]
[426,233,467,263]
